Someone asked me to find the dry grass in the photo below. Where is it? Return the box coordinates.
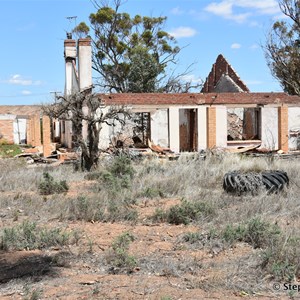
[1,153,300,297]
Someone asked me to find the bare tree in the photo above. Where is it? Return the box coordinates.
[43,90,130,171]
[264,0,300,95]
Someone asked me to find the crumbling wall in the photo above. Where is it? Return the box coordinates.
[216,106,227,147]
[288,107,300,150]
[179,109,198,151]
[227,108,243,140]
[227,108,259,141]
[260,107,278,150]
[13,118,27,144]
[179,109,189,151]
[151,109,168,148]
[0,116,14,143]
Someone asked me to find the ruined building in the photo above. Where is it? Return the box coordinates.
[1,37,300,156]
[60,37,300,153]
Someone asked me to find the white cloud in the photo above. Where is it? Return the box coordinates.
[204,0,280,23]
[170,7,184,15]
[180,74,202,84]
[7,74,42,86]
[21,90,32,95]
[235,0,280,15]
[204,1,250,23]
[168,27,197,38]
[205,1,233,16]
[231,43,241,49]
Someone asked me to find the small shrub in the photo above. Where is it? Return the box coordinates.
[68,195,103,222]
[86,155,135,193]
[105,232,137,273]
[109,155,135,179]
[261,234,300,282]
[141,187,164,198]
[84,172,103,180]
[106,155,135,189]
[66,195,137,223]
[112,232,135,250]
[0,220,76,251]
[106,200,138,223]
[38,172,69,195]
[23,287,43,300]
[182,232,203,244]
[152,208,167,223]
[153,200,215,225]
[222,218,280,249]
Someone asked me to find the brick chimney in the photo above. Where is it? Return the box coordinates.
[78,38,92,91]
[64,39,77,95]
[63,38,77,148]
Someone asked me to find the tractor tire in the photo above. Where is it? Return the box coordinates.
[223,170,288,194]
[223,171,262,194]
[261,170,289,192]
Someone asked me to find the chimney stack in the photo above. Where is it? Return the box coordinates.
[64,39,77,95]
[78,38,92,91]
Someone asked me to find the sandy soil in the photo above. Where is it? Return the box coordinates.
[0,198,295,300]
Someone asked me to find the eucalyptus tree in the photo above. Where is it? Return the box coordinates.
[73,0,200,93]
[265,0,300,95]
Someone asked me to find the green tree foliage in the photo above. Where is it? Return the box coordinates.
[72,22,90,38]
[74,0,199,93]
[265,0,300,95]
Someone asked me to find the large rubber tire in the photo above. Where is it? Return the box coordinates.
[223,170,288,194]
[223,171,262,194]
[262,170,289,192]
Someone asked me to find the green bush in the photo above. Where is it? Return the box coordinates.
[152,200,215,225]
[182,232,204,244]
[141,186,164,198]
[67,195,137,223]
[261,234,300,282]
[38,172,69,195]
[85,155,135,192]
[222,218,280,249]
[84,172,103,180]
[105,232,137,273]
[109,155,135,179]
[0,220,76,251]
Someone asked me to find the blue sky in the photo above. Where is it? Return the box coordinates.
[0,0,285,105]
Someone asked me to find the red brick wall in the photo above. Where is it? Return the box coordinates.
[100,92,300,106]
[207,107,216,148]
[0,120,14,143]
[278,106,289,152]
[201,55,250,93]
[26,114,41,146]
[42,116,52,157]
[78,38,91,47]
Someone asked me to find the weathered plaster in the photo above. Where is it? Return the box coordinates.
[216,106,227,147]
[260,107,278,150]
[151,109,168,148]
[169,107,180,153]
